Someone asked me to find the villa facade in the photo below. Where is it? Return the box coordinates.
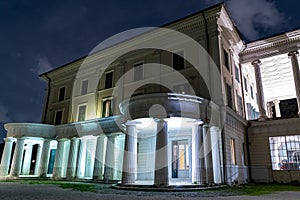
[1,3,300,187]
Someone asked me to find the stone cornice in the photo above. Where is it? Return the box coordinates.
[240,29,300,63]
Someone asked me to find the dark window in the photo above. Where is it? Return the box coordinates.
[235,65,240,82]
[81,80,88,95]
[78,105,86,121]
[105,72,113,89]
[238,95,243,116]
[47,149,56,174]
[244,77,248,92]
[134,62,143,81]
[250,85,254,99]
[173,51,184,71]
[102,99,113,117]
[224,49,229,70]
[58,87,65,101]
[226,83,233,109]
[54,110,63,125]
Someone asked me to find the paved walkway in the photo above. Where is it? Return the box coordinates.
[0,182,299,200]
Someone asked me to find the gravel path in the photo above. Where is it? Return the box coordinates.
[0,182,299,200]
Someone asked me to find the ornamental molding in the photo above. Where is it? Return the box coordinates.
[240,29,300,63]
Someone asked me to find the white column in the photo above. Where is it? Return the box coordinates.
[21,144,33,175]
[211,126,222,184]
[10,138,25,177]
[154,119,169,187]
[34,144,43,175]
[252,59,268,120]
[203,124,214,184]
[122,121,138,184]
[103,134,116,183]
[273,99,281,118]
[38,140,51,177]
[52,139,65,179]
[66,138,80,180]
[192,123,206,185]
[93,135,107,180]
[0,138,14,176]
[288,51,300,116]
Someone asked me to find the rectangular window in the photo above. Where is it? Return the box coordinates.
[102,99,112,117]
[235,65,240,82]
[244,77,248,92]
[250,85,254,99]
[134,62,143,81]
[58,87,65,102]
[269,135,300,170]
[224,49,230,70]
[226,83,233,109]
[77,105,86,121]
[81,80,89,95]
[105,71,113,89]
[230,138,236,165]
[173,50,184,71]
[237,94,243,116]
[54,110,63,125]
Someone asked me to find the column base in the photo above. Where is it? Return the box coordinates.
[258,115,268,121]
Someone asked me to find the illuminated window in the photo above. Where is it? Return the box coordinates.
[58,87,65,101]
[81,80,88,95]
[105,71,113,89]
[269,135,300,170]
[78,105,86,121]
[173,50,184,71]
[54,110,63,125]
[102,99,112,117]
[230,138,236,165]
[134,62,143,81]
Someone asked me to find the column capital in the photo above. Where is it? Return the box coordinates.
[251,59,261,66]
[4,137,15,142]
[125,120,140,126]
[288,50,299,57]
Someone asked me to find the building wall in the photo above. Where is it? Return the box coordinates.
[248,118,300,183]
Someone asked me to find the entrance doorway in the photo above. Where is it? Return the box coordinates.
[172,140,190,179]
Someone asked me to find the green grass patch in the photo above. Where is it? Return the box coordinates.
[227,183,300,196]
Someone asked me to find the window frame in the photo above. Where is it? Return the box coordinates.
[172,49,185,71]
[81,79,89,95]
[58,86,66,102]
[102,97,113,118]
[77,104,87,122]
[54,109,64,125]
[133,61,144,81]
[105,70,114,89]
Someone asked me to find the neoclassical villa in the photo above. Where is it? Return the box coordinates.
[1,3,300,187]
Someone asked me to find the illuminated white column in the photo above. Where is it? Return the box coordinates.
[103,134,116,183]
[34,144,42,175]
[21,144,33,175]
[252,60,268,120]
[10,138,25,177]
[93,135,107,180]
[154,119,169,187]
[288,51,300,116]
[203,125,214,184]
[273,99,281,118]
[122,121,138,184]
[66,138,80,180]
[52,139,65,179]
[192,122,206,184]
[0,138,14,176]
[211,126,222,184]
[38,140,51,177]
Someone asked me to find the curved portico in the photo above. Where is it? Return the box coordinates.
[119,93,220,187]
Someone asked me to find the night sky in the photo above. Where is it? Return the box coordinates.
[0,0,299,141]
